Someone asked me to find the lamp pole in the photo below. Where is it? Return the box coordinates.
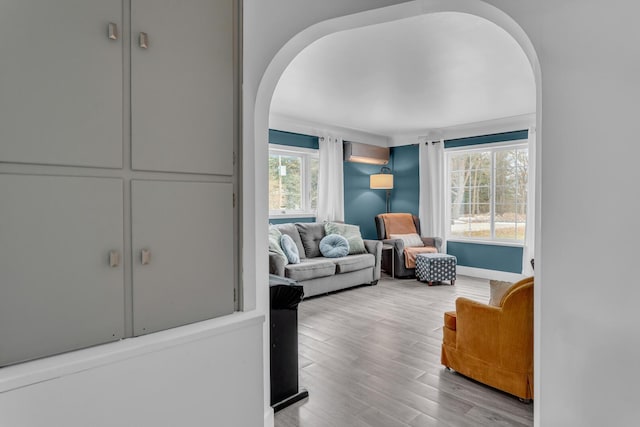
[386,188,391,213]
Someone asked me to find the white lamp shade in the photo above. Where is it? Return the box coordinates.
[370,173,394,189]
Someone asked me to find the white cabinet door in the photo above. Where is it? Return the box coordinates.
[0,0,123,168]
[131,0,234,175]
[131,180,234,335]
[0,175,125,366]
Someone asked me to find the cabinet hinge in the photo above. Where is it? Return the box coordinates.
[233,152,236,166]
[233,288,237,302]
[233,193,236,208]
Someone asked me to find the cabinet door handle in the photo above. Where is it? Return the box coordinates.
[109,250,121,268]
[139,32,149,49]
[141,249,151,265]
[108,22,119,40]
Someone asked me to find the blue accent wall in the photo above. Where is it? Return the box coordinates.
[447,242,523,274]
[390,145,420,216]
[444,130,528,149]
[343,161,386,239]
[342,145,420,239]
[269,129,319,149]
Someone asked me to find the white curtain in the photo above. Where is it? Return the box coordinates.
[419,139,446,251]
[522,126,536,275]
[317,135,344,222]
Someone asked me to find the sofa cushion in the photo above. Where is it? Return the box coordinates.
[319,234,350,258]
[274,223,306,259]
[285,258,336,281]
[281,234,300,264]
[324,222,366,255]
[332,253,375,274]
[296,222,326,258]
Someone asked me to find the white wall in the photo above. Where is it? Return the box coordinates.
[0,314,264,427]
[534,1,640,425]
[245,1,640,426]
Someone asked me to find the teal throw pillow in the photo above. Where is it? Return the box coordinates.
[319,234,350,258]
[324,222,366,255]
[280,234,300,264]
[268,226,288,265]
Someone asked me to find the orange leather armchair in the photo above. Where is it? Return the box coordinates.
[441,277,534,400]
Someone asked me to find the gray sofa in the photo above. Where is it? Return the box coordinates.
[269,222,382,298]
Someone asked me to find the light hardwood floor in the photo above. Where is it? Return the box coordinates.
[274,275,534,427]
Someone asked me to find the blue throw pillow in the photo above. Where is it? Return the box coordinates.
[319,234,350,258]
[280,234,300,264]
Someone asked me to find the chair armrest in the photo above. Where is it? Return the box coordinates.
[454,297,502,361]
[383,238,405,252]
[421,236,442,251]
[268,251,286,277]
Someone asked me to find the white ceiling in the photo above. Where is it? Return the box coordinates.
[270,12,535,140]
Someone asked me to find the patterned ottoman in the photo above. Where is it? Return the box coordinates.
[415,253,457,286]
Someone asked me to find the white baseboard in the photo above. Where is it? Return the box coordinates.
[457,266,525,283]
[264,407,274,427]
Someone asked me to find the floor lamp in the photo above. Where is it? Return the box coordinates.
[370,166,394,213]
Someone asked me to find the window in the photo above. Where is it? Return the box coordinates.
[447,142,528,242]
[268,145,319,217]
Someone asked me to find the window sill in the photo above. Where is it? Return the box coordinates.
[446,238,524,248]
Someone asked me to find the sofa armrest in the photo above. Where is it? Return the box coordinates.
[268,251,286,277]
[363,239,382,281]
[421,236,442,251]
[454,297,502,362]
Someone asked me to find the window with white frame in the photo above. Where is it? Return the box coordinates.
[447,142,528,242]
[268,145,319,217]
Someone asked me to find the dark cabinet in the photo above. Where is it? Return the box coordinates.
[269,275,308,411]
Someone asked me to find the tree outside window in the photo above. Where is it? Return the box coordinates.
[268,145,318,216]
[448,144,528,241]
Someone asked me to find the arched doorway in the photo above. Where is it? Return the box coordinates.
[252,0,541,423]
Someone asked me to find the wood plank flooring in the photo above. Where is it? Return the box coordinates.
[274,275,533,427]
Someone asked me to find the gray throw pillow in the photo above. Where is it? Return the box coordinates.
[296,223,326,258]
